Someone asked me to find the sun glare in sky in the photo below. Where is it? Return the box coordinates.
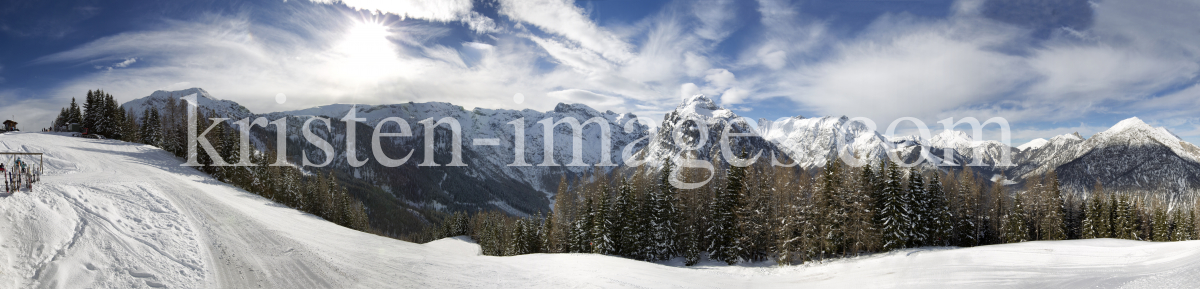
[332,18,400,85]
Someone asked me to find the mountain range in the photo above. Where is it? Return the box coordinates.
[122,88,1200,231]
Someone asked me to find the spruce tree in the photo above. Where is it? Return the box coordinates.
[1002,193,1029,243]
[1152,206,1170,242]
[82,90,96,131]
[574,197,594,253]
[593,190,614,255]
[1039,171,1067,240]
[708,153,745,265]
[68,97,83,125]
[816,159,845,255]
[1114,195,1134,240]
[905,168,926,247]
[878,161,907,250]
[850,161,879,254]
[650,159,680,260]
[1082,195,1098,239]
[926,173,950,246]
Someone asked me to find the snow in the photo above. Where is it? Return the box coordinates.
[3,131,1200,288]
[1017,138,1048,151]
[930,130,974,149]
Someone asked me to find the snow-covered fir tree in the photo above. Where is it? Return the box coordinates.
[707,153,745,265]
[905,167,926,247]
[926,173,950,246]
[879,161,907,250]
[593,188,614,255]
[649,159,680,260]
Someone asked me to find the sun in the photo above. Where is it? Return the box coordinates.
[333,19,400,84]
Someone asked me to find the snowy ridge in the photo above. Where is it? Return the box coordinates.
[1012,117,1200,193]
[635,95,786,171]
[760,115,894,168]
[259,101,649,215]
[1017,138,1048,151]
[122,88,253,121]
[116,88,1200,214]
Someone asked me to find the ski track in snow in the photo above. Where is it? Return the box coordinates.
[2,132,1200,288]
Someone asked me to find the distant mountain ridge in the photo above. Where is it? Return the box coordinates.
[120,88,1200,223]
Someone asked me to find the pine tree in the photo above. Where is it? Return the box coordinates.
[905,168,926,247]
[68,97,83,125]
[1037,171,1067,241]
[54,108,68,129]
[1099,194,1114,238]
[593,189,614,255]
[815,159,845,256]
[1114,195,1134,240]
[82,90,96,131]
[708,152,746,265]
[1151,206,1170,242]
[878,161,907,250]
[848,161,879,254]
[650,159,680,260]
[737,165,772,262]
[1002,193,1029,243]
[926,172,950,246]
[573,197,594,253]
[1082,195,1098,239]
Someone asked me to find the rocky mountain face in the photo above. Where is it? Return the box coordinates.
[123,88,1200,221]
[1020,118,1200,194]
[125,88,648,218]
[259,102,649,216]
[635,95,787,174]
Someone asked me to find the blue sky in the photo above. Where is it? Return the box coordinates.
[2,0,1199,145]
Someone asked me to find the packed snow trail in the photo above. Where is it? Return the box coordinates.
[2,132,1200,288]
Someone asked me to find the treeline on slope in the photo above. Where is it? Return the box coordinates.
[430,152,1200,265]
[52,90,371,233]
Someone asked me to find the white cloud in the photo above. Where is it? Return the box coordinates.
[329,0,474,22]
[498,0,633,62]
[691,0,738,41]
[789,17,1029,125]
[682,52,711,77]
[1027,45,1197,102]
[113,57,137,68]
[309,0,497,33]
[17,0,1200,144]
[680,83,699,100]
[546,89,625,111]
[0,89,61,131]
[703,69,736,90]
[720,87,749,105]
[94,57,139,71]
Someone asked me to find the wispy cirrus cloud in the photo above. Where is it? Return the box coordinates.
[12,0,1200,144]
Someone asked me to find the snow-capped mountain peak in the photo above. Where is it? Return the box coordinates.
[1087,117,1187,153]
[676,94,733,119]
[148,87,218,101]
[930,130,978,150]
[1017,138,1049,151]
[123,87,252,121]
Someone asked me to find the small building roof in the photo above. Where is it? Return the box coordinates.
[2,120,15,125]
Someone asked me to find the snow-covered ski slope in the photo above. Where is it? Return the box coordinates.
[1,132,1200,288]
